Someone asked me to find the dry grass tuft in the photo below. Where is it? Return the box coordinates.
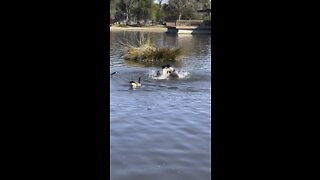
[119,36,184,63]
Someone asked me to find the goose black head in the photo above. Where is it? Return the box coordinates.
[110,71,119,76]
[162,65,166,69]
[166,65,171,68]
[156,71,160,76]
[138,77,141,83]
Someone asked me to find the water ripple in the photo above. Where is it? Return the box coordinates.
[110,31,211,180]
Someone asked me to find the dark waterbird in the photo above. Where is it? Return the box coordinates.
[129,77,141,88]
[110,71,119,77]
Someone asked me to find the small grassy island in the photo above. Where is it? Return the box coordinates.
[120,38,184,63]
[123,44,184,62]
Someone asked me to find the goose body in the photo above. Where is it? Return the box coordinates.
[129,77,141,88]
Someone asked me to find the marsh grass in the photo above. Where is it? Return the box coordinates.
[119,35,184,64]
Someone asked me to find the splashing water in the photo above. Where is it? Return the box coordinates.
[147,69,191,80]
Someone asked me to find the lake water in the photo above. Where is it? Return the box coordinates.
[110,31,211,180]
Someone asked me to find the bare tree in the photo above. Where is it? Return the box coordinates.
[169,0,196,20]
[122,0,137,23]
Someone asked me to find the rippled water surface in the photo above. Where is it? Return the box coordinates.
[110,31,211,180]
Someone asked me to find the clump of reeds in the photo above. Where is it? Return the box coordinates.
[119,36,184,62]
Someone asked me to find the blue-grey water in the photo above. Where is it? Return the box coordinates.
[110,31,211,180]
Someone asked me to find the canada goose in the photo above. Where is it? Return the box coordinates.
[162,66,170,75]
[168,70,179,79]
[164,64,179,79]
[129,77,141,88]
[166,64,175,72]
[110,71,119,77]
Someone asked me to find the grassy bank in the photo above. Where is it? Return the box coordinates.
[110,26,167,32]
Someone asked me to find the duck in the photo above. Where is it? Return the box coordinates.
[129,77,141,88]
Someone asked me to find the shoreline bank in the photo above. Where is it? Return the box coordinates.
[110,27,167,32]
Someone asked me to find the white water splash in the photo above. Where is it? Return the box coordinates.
[146,69,190,80]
